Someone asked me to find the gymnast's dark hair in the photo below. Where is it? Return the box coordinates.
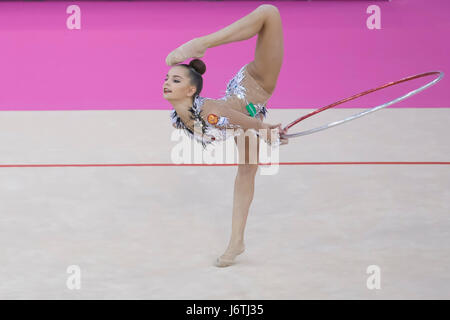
[179,59,206,100]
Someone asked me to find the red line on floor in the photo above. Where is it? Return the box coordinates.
[0,162,449,168]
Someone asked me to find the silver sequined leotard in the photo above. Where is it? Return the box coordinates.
[170,63,275,148]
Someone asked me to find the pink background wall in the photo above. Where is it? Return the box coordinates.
[0,0,448,111]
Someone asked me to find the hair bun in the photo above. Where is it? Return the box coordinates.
[189,59,206,75]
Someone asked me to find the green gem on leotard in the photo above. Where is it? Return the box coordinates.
[246,102,257,117]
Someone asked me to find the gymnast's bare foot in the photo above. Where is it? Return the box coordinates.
[165,38,207,66]
[215,242,245,268]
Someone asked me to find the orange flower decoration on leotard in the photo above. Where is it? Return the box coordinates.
[207,113,219,125]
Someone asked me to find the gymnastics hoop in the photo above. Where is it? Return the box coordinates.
[281,71,444,139]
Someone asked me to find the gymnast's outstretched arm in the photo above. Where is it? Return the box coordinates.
[203,104,264,131]
[202,104,285,145]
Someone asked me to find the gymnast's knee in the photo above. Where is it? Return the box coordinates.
[258,4,280,18]
[237,164,259,176]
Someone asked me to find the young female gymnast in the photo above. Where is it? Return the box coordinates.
[163,4,288,267]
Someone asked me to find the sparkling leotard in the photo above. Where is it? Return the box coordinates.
[170,63,278,148]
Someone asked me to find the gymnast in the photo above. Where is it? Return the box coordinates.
[163,4,288,267]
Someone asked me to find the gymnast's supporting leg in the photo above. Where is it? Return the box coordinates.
[215,132,261,267]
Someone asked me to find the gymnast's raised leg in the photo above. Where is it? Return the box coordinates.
[166,4,284,96]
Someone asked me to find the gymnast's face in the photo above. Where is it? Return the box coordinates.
[163,66,196,102]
